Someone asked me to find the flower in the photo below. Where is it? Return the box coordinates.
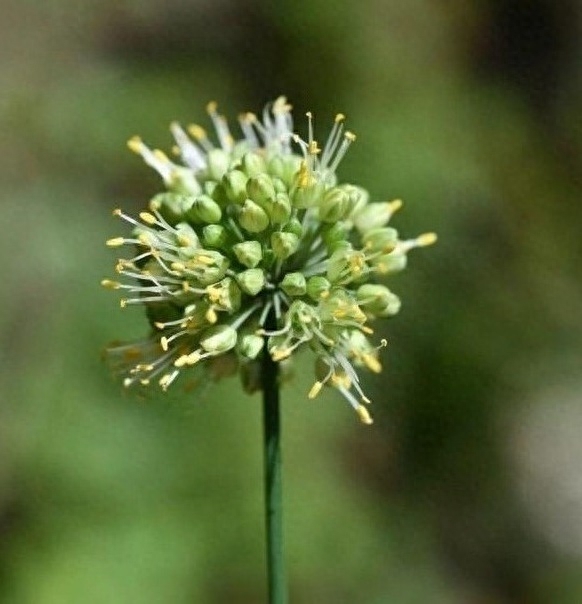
[103,97,436,424]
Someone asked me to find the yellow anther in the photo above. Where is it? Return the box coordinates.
[176,234,193,247]
[186,351,202,365]
[159,373,173,389]
[188,124,207,140]
[140,378,150,385]
[335,113,346,123]
[196,254,215,266]
[388,199,403,213]
[245,112,257,123]
[206,101,218,114]
[308,140,321,155]
[100,279,120,289]
[417,232,438,247]
[363,353,382,374]
[362,326,374,335]
[139,211,157,225]
[106,237,125,247]
[331,373,351,389]
[356,404,374,425]
[182,281,190,292]
[153,149,169,162]
[344,131,357,142]
[174,354,189,368]
[126,136,142,153]
[112,208,122,216]
[123,378,132,388]
[171,262,185,272]
[380,338,388,347]
[308,381,323,399]
[154,322,165,330]
[296,161,316,188]
[160,336,169,352]
[120,299,127,308]
[361,396,371,405]
[137,232,154,246]
[306,111,313,118]
[206,307,218,324]
[271,348,291,362]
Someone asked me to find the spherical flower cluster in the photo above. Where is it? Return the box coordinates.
[103,97,435,424]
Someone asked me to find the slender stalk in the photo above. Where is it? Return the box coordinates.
[262,311,287,604]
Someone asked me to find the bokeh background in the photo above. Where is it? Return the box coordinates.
[1,1,581,602]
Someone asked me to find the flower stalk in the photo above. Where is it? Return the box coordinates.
[262,310,286,604]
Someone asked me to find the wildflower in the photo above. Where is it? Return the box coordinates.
[103,97,436,424]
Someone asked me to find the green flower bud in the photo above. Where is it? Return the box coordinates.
[202,224,227,248]
[281,272,307,297]
[169,168,201,196]
[272,178,287,194]
[223,169,249,204]
[200,325,237,354]
[206,149,230,181]
[322,221,349,251]
[341,184,369,216]
[246,173,276,206]
[283,217,303,238]
[319,187,350,222]
[362,227,398,253]
[240,151,267,178]
[356,283,401,316]
[269,155,301,187]
[271,231,299,260]
[238,199,270,233]
[236,268,266,296]
[210,182,229,207]
[353,200,402,233]
[306,276,331,300]
[269,193,292,225]
[237,334,265,360]
[187,194,222,224]
[149,192,195,225]
[233,240,263,268]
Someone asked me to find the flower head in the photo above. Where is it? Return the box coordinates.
[103,97,436,424]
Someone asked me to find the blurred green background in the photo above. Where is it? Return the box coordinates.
[1,1,581,602]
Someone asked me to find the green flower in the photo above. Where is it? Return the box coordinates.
[103,97,436,424]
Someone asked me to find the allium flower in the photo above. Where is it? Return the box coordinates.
[103,97,435,424]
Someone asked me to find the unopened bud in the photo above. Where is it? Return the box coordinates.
[357,283,401,316]
[149,192,195,225]
[269,193,292,225]
[188,195,222,224]
[238,334,265,360]
[223,169,249,204]
[238,199,270,233]
[362,227,398,253]
[236,268,266,296]
[202,224,227,248]
[271,231,299,260]
[246,173,276,206]
[319,187,350,222]
[206,149,230,181]
[233,240,263,268]
[281,272,307,297]
[306,276,331,300]
[240,152,267,177]
[200,325,237,354]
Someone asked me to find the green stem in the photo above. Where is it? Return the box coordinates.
[262,313,287,604]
